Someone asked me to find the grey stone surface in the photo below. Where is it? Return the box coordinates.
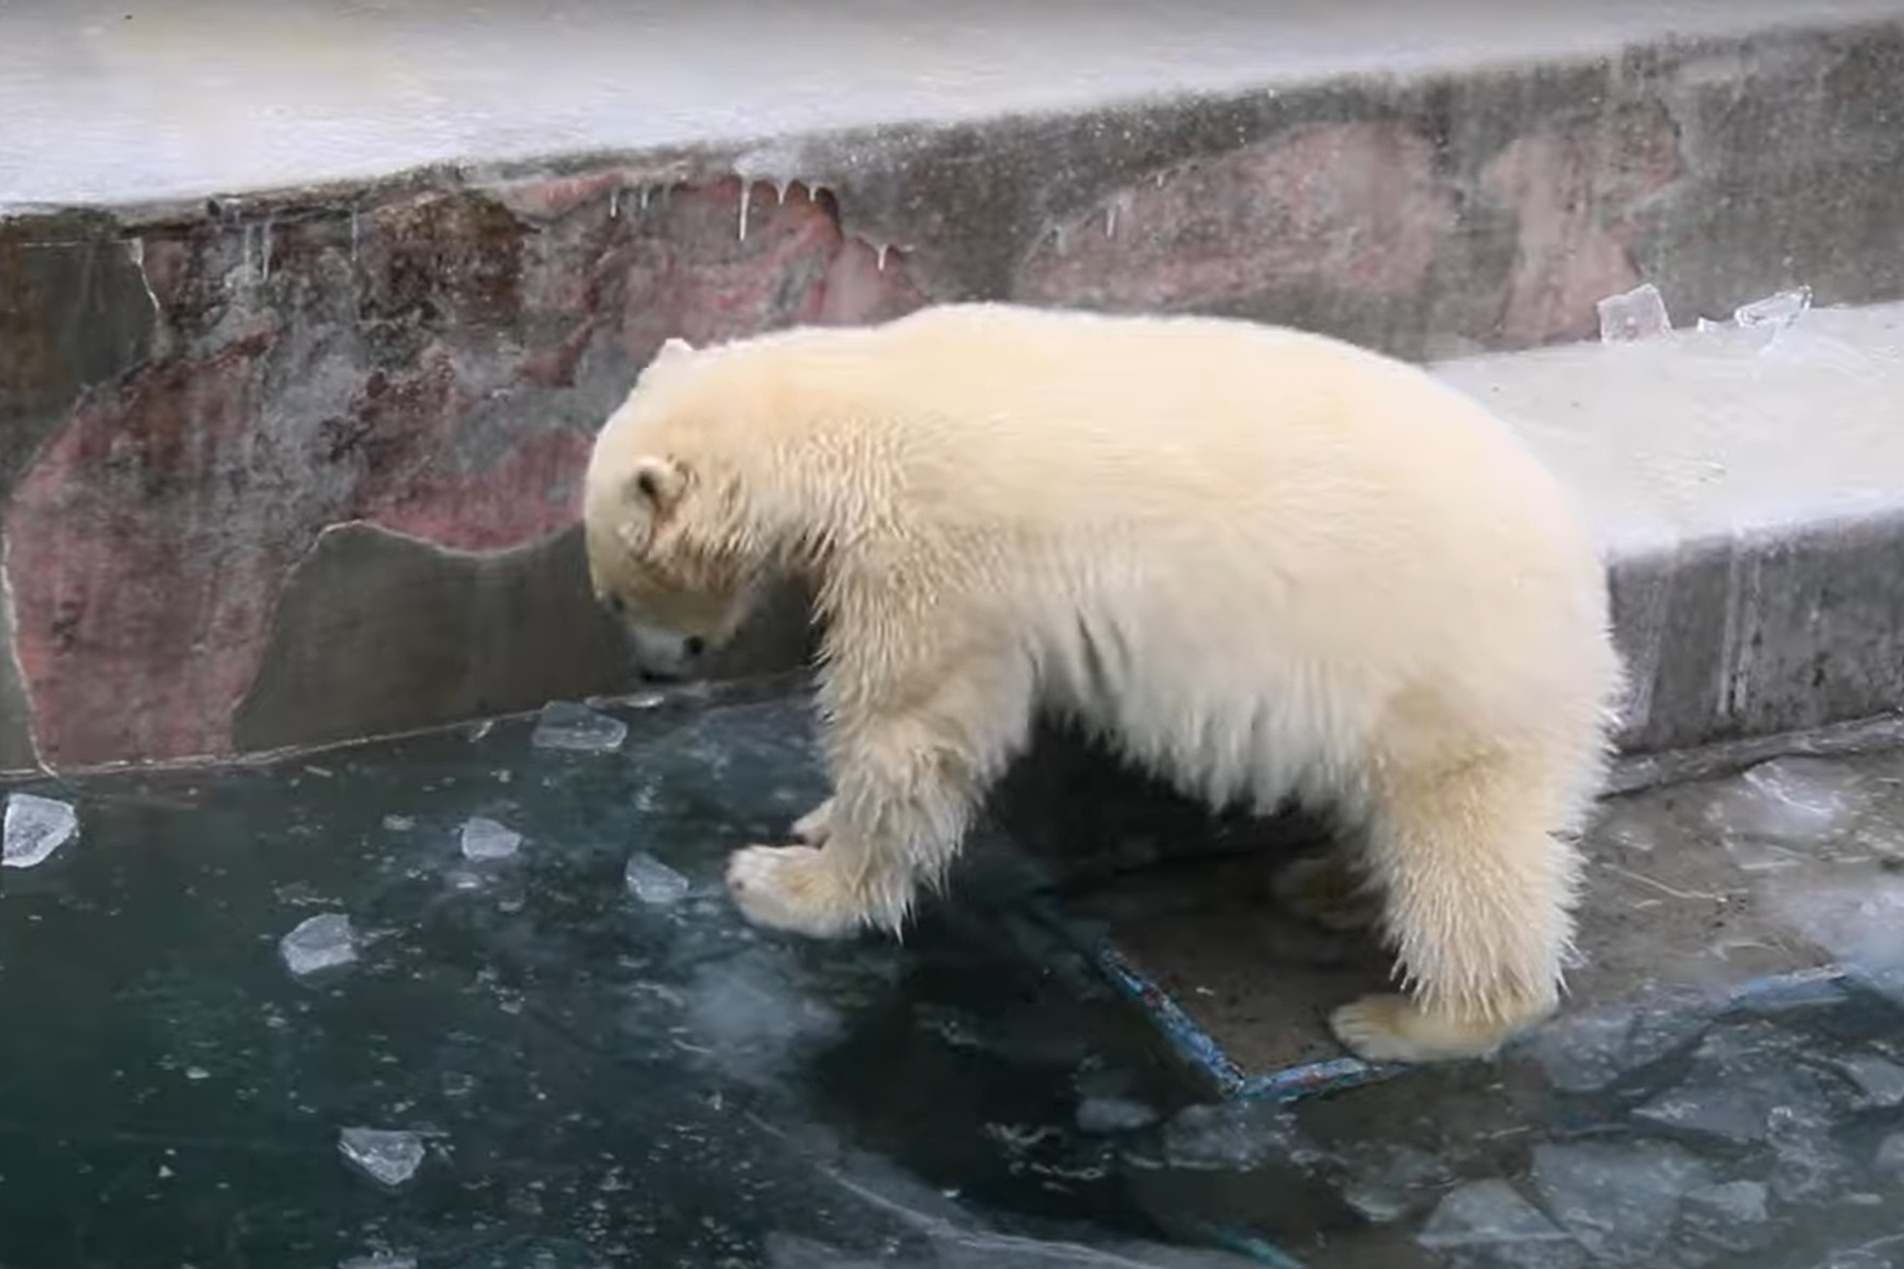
[231,522,633,751]
[233,522,818,754]
[0,539,41,774]
[0,212,156,771]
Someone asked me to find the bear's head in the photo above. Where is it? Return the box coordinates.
[583,338,766,681]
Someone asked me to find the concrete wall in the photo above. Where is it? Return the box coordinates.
[3,15,1903,770]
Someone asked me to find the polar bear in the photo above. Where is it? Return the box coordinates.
[582,303,1622,1065]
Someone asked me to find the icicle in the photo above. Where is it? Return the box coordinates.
[126,238,160,317]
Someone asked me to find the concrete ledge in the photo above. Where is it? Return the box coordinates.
[1438,302,1904,752]
[9,0,1904,213]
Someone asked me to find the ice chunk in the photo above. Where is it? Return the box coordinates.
[1676,1180,1771,1257]
[531,700,628,752]
[1527,1140,1711,1262]
[1334,1142,1452,1225]
[338,1255,417,1269]
[1771,875,1904,1006]
[1158,1100,1306,1172]
[1633,1021,1837,1148]
[1073,1096,1158,1135]
[3,792,78,868]
[1767,1103,1854,1205]
[1417,1180,1581,1263]
[682,949,844,1087]
[459,816,521,861]
[1702,757,1865,858]
[1734,285,1811,332]
[1870,1130,1904,1179]
[279,913,359,977]
[1527,999,1711,1093]
[1826,1051,1904,1110]
[623,851,691,905]
[1596,283,1671,344]
[337,1126,426,1187]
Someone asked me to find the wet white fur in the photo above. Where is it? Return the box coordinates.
[583,303,1623,1063]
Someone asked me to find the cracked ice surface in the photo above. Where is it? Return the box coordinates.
[0,688,1240,1268]
[7,689,1904,1265]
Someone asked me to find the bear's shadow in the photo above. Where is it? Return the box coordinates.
[981,717,1400,1075]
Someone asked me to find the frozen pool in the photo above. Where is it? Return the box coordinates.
[4,684,1904,1267]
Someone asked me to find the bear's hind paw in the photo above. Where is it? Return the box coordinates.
[1328,992,1547,1065]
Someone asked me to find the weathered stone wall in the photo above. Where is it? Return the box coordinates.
[2,18,1901,770]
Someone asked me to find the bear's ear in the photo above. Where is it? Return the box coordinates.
[625,455,687,512]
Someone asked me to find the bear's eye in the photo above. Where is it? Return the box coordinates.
[606,594,626,614]
[684,636,706,658]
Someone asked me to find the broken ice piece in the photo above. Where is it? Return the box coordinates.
[531,700,628,752]
[1596,282,1672,344]
[337,1126,426,1188]
[624,851,691,905]
[1074,1096,1159,1135]
[459,816,522,860]
[2,792,78,868]
[338,1255,418,1269]
[279,913,359,977]
[1417,1179,1577,1251]
[1734,285,1811,331]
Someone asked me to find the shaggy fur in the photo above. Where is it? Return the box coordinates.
[583,303,1623,1064]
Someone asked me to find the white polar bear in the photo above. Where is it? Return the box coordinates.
[582,303,1623,1064]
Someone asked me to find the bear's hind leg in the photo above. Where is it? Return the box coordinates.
[727,658,1032,940]
[1328,753,1581,1064]
[1274,848,1382,933]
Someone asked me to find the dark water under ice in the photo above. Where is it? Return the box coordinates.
[4,686,1904,1269]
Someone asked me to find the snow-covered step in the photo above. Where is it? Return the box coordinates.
[1437,299,1904,761]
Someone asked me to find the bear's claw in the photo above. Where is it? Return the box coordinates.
[790,798,835,847]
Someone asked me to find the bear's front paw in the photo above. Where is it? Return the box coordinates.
[726,845,863,940]
[790,798,835,847]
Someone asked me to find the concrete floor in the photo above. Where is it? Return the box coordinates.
[6,0,1904,209]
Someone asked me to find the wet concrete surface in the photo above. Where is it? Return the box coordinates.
[1066,746,1904,1079]
[5,685,1904,1267]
